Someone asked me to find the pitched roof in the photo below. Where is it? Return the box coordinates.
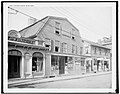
[19,16,79,38]
[19,16,49,38]
[82,39,111,50]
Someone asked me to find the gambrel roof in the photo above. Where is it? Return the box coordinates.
[19,16,79,38]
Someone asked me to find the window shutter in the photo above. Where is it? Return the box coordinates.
[51,40,54,52]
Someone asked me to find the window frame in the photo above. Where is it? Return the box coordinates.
[71,29,76,40]
[72,44,75,54]
[54,40,60,52]
[62,42,67,53]
[55,21,61,35]
[45,38,51,51]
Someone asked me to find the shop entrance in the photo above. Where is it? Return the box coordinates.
[8,50,22,79]
[104,61,109,71]
[59,56,65,74]
[51,55,65,76]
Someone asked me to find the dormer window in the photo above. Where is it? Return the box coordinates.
[55,21,61,35]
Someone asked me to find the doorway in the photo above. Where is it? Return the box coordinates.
[59,56,65,74]
[8,50,22,79]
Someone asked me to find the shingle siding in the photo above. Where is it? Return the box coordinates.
[36,17,83,55]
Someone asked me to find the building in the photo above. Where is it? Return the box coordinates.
[97,36,112,70]
[8,30,49,79]
[8,16,84,79]
[82,39,111,73]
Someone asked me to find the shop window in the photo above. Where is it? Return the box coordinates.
[32,52,43,72]
[54,40,60,52]
[55,21,61,35]
[51,55,59,73]
[67,57,74,70]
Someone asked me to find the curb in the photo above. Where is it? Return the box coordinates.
[8,71,111,88]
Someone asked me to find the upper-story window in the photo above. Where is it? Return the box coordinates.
[71,29,75,40]
[94,47,97,54]
[54,40,60,52]
[62,42,67,53]
[85,46,89,54]
[72,44,75,54]
[99,48,101,55]
[80,47,83,55]
[55,21,61,35]
[105,49,108,56]
[45,38,51,50]
[76,46,78,54]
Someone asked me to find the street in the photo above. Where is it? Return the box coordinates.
[16,72,112,88]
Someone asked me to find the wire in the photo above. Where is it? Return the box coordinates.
[50,7,103,36]
[8,7,38,20]
[35,19,82,38]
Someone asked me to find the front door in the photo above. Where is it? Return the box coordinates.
[59,56,65,74]
[8,56,20,78]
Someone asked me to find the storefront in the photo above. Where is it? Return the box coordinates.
[97,58,104,72]
[103,59,110,71]
[85,58,93,73]
[51,55,73,76]
[8,32,48,79]
[51,55,84,76]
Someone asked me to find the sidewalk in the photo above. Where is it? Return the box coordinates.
[8,71,111,88]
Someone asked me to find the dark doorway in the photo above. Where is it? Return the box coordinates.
[59,56,65,74]
[8,50,22,79]
[8,55,21,78]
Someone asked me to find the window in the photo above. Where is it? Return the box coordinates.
[55,21,61,35]
[80,47,83,55]
[99,48,101,55]
[45,38,51,50]
[94,47,97,54]
[85,46,89,54]
[105,49,107,56]
[72,44,75,54]
[71,29,75,40]
[76,46,78,54]
[62,42,67,53]
[55,40,60,52]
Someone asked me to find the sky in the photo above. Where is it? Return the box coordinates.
[8,3,112,42]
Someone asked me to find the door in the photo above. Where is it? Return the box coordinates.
[59,56,65,74]
[8,56,20,78]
